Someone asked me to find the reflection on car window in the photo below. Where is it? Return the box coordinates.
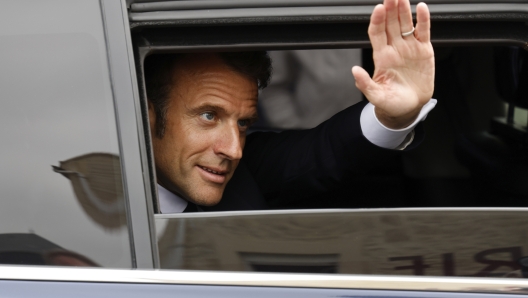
[0,0,131,268]
[157,210,528,278]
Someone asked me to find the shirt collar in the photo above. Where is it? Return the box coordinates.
[157,184,188,214]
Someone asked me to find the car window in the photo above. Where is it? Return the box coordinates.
[142,46,527,211]
[0,0,132,268]
[144,46,528,278]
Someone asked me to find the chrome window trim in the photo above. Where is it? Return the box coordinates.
[1,265,528,294]
[129,5,374,22]
[100,0,159,268]
[155,206,528,219]
[129,3,528,22]
[129,0,528,12]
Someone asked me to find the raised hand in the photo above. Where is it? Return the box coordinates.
[352,0,435,129]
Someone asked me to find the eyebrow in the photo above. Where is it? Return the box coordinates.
[187,104,228,116]
[187,103,259,122]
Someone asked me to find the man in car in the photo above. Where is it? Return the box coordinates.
[145,0,437,213]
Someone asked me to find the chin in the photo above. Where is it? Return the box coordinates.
[189,188,224,206]
[195,196,222,206]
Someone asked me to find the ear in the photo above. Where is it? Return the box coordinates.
[147,100,157,136]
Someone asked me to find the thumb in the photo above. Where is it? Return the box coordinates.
[351,66,377,100]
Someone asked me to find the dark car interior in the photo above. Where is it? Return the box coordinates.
[256,46,528,210]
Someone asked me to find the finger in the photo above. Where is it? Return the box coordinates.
[415,2,431,42]
[352,66,378,100]
[398,0,414,38]
[368,4,388,49]
[384,0,402,43]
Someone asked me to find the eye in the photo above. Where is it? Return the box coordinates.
[200,112,215,121]
[238,119,249,128]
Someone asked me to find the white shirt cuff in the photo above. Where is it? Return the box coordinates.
[360,98,437,149]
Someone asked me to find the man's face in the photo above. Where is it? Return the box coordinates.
[149,54,258,206]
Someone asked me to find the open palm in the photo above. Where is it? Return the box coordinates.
[353,0,435,129]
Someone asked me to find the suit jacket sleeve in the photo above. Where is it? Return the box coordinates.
[243,100,425,206]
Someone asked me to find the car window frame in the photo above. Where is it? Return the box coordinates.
[101,0,159,268]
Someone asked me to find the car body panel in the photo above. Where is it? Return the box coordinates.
[2,265,528,295]
[2,279,528,298]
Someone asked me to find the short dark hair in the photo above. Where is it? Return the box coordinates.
[144,52,272,138]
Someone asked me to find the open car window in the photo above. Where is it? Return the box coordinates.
[142,45,528,278]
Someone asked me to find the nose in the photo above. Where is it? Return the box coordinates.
[214,123,243,160]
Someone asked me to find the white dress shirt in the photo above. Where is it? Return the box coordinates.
[158,184,188,213]
[158,99,437,213]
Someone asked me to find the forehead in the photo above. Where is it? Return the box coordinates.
[170,53,258,109]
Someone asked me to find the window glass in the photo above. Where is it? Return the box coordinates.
[0,0,131,268]
[157,210,528,277]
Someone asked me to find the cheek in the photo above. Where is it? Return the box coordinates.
[152,136,177,169]
[176,123,216,157]
[153,121,187,162]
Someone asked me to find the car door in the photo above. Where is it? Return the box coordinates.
[1,0,528,297]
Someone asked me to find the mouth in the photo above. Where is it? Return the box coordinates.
[196,165,228,184]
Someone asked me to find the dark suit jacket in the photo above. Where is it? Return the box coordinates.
[202,101,424,212]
